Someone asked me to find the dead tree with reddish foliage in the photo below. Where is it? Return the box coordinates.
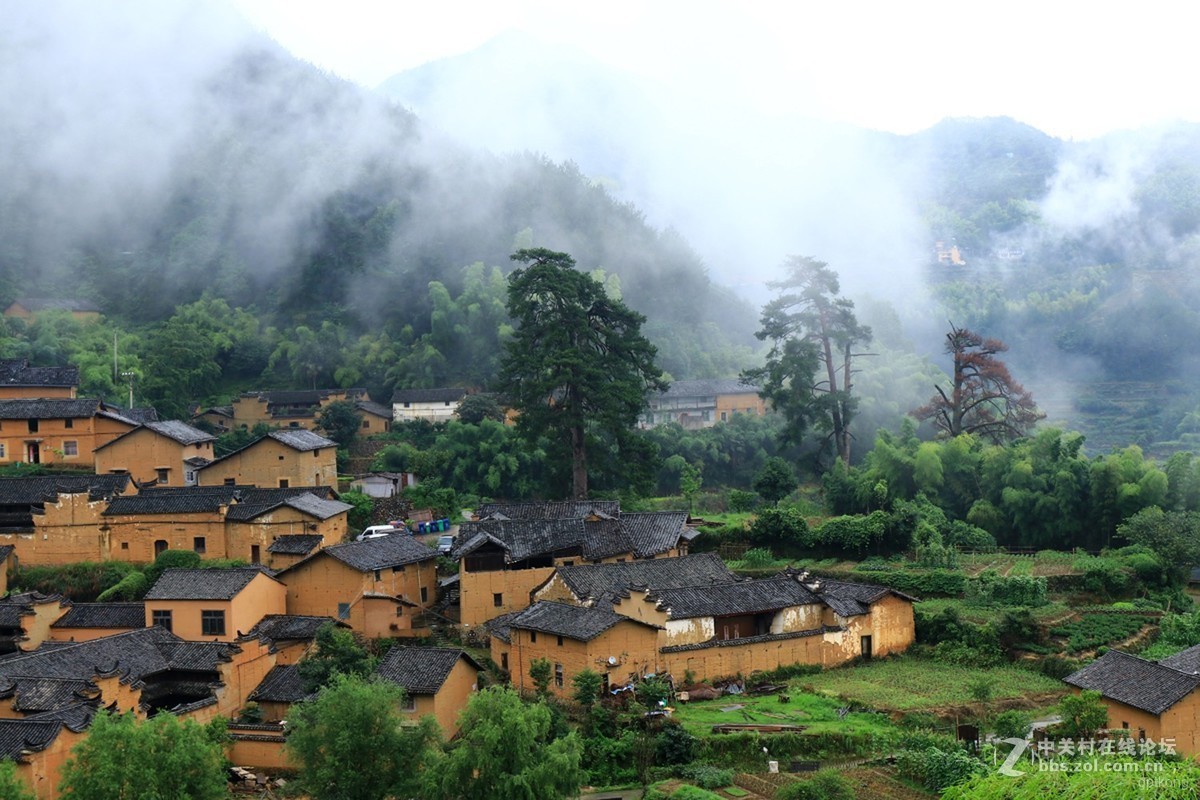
[912,324,1044,443]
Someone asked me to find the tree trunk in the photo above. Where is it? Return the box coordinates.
[571,424,588,499]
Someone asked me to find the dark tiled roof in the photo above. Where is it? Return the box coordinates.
[9,298,100,312]
[243,615,343,643]
[144,420,215,445]
[1159,643,1200,674]
[483,611,520,645]
[267,534,324,555]
[307,535,437,572]
[144,568,273,601]
[476,501,620,520]
[0,593,63,628]
[0,475,130,506]
[1064,650,1200,715]
[552,553,739,607]
[119,407,160,424]
[457,512,689,563]
[648,576,821,619]
[0,545,13,563]
[812,578,916,617]
[0,397,103,419]
[376,647,479,695]
[392,387,467,404]
[1,677,97,712]
[104,490,233,516]
[620,512,693,558]
[509,601,651,642]
[355,400,393,418]
[51,603,145,629]
[267,429,337,451]
[0,358,78,387]
[0,718,64,760]
[225,492,351,522]
[656,379,760,398]
[248,664,312,703]
[0,627,235,682]
[238,486,337,503]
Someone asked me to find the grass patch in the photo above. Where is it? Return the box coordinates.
[798,656,1067,712]
[722,788,749,797]
[915,598,1072,625]
[671,688,897,738]
[1049,612,1154,653]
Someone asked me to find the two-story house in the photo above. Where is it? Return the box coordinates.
[639,379,766,430]
[195,429,337,488]
[0,398,137,465]
[93,420,216,486]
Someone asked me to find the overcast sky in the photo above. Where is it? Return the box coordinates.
[235,0,1199,141]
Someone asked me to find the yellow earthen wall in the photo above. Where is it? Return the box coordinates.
[197,438,336,488]
[715,392,767,421]
[0,386,75,399]
[227,736,292,770]
[143,575,286,642]
[507,621,661,699]
[226,508,342,564]
[94,427,214,487]
[13,726,85,800]
[459,565,556,627]
[0,414,133,467]
[46,625,137,643]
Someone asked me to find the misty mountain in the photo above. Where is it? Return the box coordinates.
[0,1,758,383]
[379,32,1200,456]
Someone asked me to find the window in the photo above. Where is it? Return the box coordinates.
[120,541,128,550]
[200,610,225,637]
[64,418,73,429]
[493,593,503,607]
[313,450,319,458]
[288,422,299,428]
[392,565,405,573]
[337,602,351,620]
[224,478,236,486]
[556,635,563,647]
[373,569,382,581]
[401,694,416,712]
[420,587,429,603]
[530,631,537,643]
[395,605,404,617]
[279,479,289,488]
[500,652,509,671]
[27,419,38,433]
[444,400,451,406]
[152,610,172,631]
[720,411,727,421]
[362,420,370,428]
[154,467,168,482]
[193,537,206,554]
[251,545,260,563]
[403,402,411,408]
[554,663,564,688]
[0,443,6,459]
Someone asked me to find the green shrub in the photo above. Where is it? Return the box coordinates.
[727,489,757,513]
[670,786,725,800]
[775,770,854,800]
[741,548,777,568]
[677,764,734,790]
[96,570,149,601]
[895,745,984,791]
[14,561,136,601]
[991,710,1030,739]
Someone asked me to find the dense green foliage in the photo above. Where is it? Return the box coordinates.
[498,248,666,498]
[58,711,228,800]
[0,760,34,800]
[297,623,378,692]
[421,687,584,800]
[286,674,439,800]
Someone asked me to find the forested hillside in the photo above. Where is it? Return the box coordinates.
[7,4,1200,458]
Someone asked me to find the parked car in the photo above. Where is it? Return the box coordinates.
[357,525,400,541]
[437,534,455,555]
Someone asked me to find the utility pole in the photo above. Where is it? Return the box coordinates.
[121,371,135,409]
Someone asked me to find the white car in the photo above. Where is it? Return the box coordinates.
[356,525,399,541]
[437,534,455,555]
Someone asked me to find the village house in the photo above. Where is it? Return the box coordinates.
[143,568,287,642]
[0,481,345,567]
[392,387,468,422]
[0,625,283,798]
[47,603,145,643]
[0,359,78,400]
[490,602,662,695]
[275,535,439,638]
[1064,645,1200,756]
[639,379,766,430]
[265,534,326,570]
[3,298,101,324]
[0,593,70,655]
[349,471,418,498]
[0,398,137,466]
[375,646,482,736]
[455,503,699,627]
[223,388,371,430]
[195,428,338,488]
[93,420,216,486]
[492,566,916,698]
